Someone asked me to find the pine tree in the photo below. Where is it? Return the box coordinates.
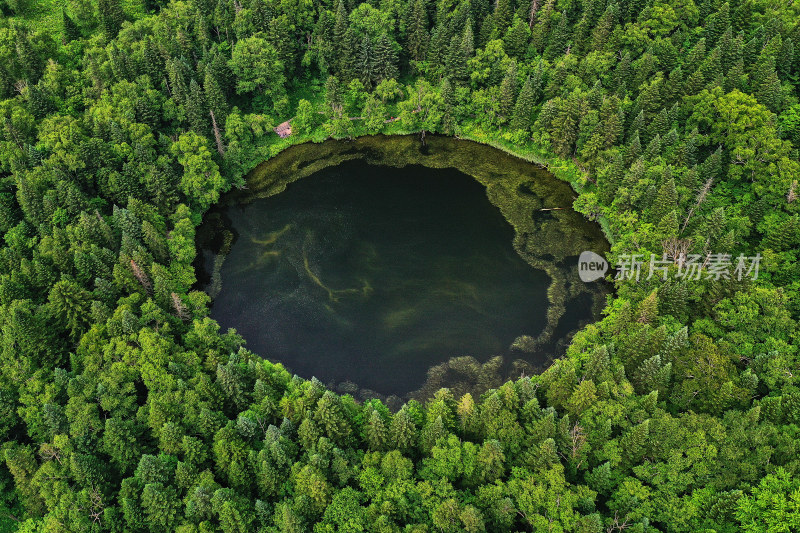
[142,38,164,86]
[427,24,448,74]
[110,43,133,81]
[407,0,429,64]
[373,34,398,82]
[365,410,387,451]
[339,27,358,81]
[544,12,570,60]
[503,16,530,59]
[626,131,642,165]
[98,0,126,37]
[15,29,42,83]
[389,406,417,453]
[756,66,783,113]
[62,9,81,42]
[325,75,343,115]
[358,34,374,88]
[494,0,513,33]
[204,68,228,125]
[778,38,795,79]
[333,0,350,76]
[499,61,517,119]
[182,96,214,158]
[650,177,677,223]
[48,278,91,340]
[167,58,189,106]
[614,52,632,91]
[250,0,271,33]
[26,83,53,119]
[704,2,730,46]
[509,76,534,132]
[446,30,470,85]
[591,5,614,51]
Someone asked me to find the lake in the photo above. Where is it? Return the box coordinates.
[196,136,609,399]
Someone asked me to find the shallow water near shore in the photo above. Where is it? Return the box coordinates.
[196,135,609,398]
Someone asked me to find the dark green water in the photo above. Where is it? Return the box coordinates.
[196,136,609,398]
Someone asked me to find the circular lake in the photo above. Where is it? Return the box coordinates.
[196,136,609,399]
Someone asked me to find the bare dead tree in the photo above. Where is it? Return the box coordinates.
[606,512,631,532]
[529,0,541,28]
[661,236,692,266]
[788,180,798,203]
[681,177,714,233]
[13,79,27,94]
[171,292,189,321]
[130,260,151,294]
[210,110,226,157]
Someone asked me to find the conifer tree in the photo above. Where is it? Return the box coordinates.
[494,0,513,33]
[499,61,518,118]
[503,16,530,59]
[373,34,398,82]
[62,9,81,42]
[98,0,126,38]
[167,58,189,106]
[365,410,387,451]
[187,79,208,135]
[358,34,374,88]
[407,0,429,64]
[15,29,41,83]
[204,68,228,125]
[544,12,570,60]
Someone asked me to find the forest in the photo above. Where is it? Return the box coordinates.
[0,0,798,530]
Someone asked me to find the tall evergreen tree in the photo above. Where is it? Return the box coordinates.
[373,34,399,82]
[358,35,375,88]
[499,61,518,118]
[510,75,535,131]
[98,0,126,37]
[544,11,570,60]
[62,9,81,42]
[407,0,429,64]
[204,68,228,125]
[187,79,208,135]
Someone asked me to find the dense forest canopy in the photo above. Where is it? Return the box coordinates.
[0,0,798,530]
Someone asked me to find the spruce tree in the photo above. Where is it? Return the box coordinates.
[333,0,350,76]
[651,177,678,223]
[62,9,81,42]
[166,58,188,106]
[499,61,518,119]
[187,79,208,135]
[142,38,164,86]
[407,0,429,63]
[358,34,374,88]
[15,29,42,83]
[373,34,398,82]
[778,38,795,79]
[494,0,513,32]
[427,24,448,73]
[204,68,228,125]
[544,12,570,60]
[511,76,535,132]
[98,0,125,38]
[325,75,343,115]
[250,0,271,33]
[503,16,530,59]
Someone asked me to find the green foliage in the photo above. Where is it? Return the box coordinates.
[0,0,798,531]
